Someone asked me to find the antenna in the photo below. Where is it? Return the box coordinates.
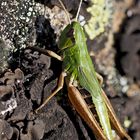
[75,0,83,21]
[58,0,71,24]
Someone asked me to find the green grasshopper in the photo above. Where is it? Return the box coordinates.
[30,0,132,139]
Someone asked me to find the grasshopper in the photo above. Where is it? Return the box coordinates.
[29,0,132,139]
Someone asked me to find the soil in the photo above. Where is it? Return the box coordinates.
[0,0,140,140]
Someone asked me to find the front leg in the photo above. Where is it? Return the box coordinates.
[27,46,63,61]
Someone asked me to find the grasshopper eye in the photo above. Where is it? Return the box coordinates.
[66,28,74,38]
[66,28,75,44]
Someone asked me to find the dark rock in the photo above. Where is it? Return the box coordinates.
[20,120,45,140]
[0,119,13,140]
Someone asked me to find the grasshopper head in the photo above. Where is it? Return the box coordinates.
[58,22,75,51]
[58,21,86,51]
[58,0,83,51]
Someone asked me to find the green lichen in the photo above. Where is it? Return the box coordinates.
[84,0,114,40]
